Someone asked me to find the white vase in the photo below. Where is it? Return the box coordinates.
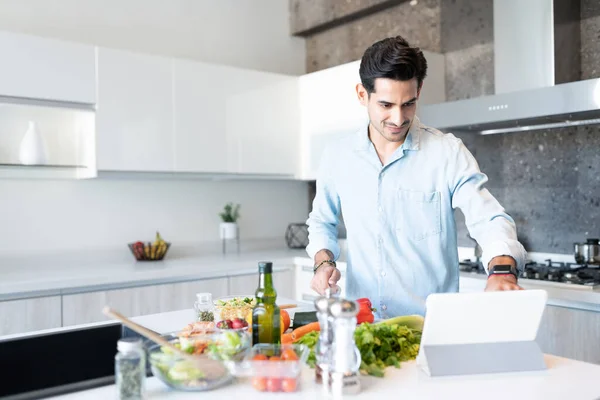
[220,222,238,240]
[19,121,48,165]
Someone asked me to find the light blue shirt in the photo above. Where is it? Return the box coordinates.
[306,117,527,317]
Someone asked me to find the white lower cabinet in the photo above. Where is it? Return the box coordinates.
[273,269,296,301]
[0,296,62,336]
[5,269,297,335]
[535,305,600,364]
[62,277,228,326]
[227,269,296,301]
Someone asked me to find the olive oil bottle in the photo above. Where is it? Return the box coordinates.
[252,261,281,346]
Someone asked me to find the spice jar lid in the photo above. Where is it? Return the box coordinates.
[117,337,143,353]
[329,299,359,318]
[315,296,337,313]
[196,292,212,303]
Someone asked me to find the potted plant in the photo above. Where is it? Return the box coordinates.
[219,203,240,240]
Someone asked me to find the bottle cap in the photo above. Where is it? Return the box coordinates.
[258,261,273,273]
[117,337,143,353]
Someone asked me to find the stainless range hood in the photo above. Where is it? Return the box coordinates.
[418,0,600,135]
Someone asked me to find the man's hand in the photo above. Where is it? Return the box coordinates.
[485,255,522,291]
[485,274,523,291]
[311,265,341,295]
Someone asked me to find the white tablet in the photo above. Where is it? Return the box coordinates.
[416,289,548,377]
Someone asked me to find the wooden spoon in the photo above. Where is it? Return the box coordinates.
[102,306,228,379]
[279,304,298,310]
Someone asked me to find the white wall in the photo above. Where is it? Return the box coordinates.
[0,0,306,75]
[0,178,309,254]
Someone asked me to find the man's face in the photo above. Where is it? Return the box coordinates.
[357,78,421,143]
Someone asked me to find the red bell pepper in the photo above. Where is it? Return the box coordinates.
[355,298,375,324]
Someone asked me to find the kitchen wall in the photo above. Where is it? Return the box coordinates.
[0,0,306,75]
[296,0,600,255]
[0,178,309,255]
[0,1,309,255]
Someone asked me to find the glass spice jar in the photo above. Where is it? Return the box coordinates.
[115,337,146,400]
[194,292,215,322]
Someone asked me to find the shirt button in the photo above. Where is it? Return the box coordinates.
[378,206,383,213]
[378,237,383,244]
[382,304,388,311]
[381,271,387,277]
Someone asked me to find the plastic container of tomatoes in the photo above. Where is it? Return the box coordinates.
[228,343,309,393]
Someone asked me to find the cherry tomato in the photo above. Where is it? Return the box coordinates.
[266,377,281,392]
[252,377,267,391]
[252,354,268,361]
[281,348,299,361]
[281,377,298,392]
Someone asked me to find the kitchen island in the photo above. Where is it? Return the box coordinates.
[4,303,600,399]
[48,353,600,400]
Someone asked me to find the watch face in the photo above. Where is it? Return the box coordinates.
[492,265,513,273]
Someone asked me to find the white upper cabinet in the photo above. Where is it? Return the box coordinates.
[95,47,175,172]
[173,60,232,173]
[174,60,299,176]
[299,60,367,140]
[226,71,299,176]
[298,60,367,180]
[0,31,96,104]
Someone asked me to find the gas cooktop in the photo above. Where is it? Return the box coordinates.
[459,259,600,290]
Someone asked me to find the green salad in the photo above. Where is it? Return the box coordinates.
[296,320,422,378]
[215,297,256,307]
[149,331,250,388]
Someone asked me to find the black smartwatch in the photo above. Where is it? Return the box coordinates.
[488,264,518,280]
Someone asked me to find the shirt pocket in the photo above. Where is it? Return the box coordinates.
[395,188,442,241]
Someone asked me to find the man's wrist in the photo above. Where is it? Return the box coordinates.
[313,249,336,274]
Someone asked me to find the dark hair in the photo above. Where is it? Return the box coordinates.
[359,35,428,94]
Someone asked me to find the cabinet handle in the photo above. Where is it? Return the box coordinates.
[302,266,313,272]
[302,294,317,301]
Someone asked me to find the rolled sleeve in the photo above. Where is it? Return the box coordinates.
[480,238,527,274]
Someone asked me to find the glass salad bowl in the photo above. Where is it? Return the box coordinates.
[148,330,251,391]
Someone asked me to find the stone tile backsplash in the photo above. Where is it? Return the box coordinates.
[454,125,600,254]
[581,0,600,79]
[305,0,441,72]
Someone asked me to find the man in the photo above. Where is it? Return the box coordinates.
[306,35,527,318]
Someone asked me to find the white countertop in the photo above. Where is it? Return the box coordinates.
[0,239,306,300]
[2,239,600,312]
[47,354,600,400]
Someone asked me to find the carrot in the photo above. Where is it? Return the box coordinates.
[291,322,320,342]
[281,333,294,344]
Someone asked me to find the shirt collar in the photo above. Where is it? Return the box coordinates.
[354,116,422,152]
